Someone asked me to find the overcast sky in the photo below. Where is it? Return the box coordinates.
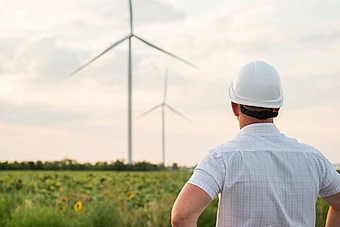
[0,0,340,166]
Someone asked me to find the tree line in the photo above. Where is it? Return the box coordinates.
[0,159,181,171]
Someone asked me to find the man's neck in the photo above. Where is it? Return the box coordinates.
[239,118,274,129]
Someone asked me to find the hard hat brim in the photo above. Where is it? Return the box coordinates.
[229,83,284,109]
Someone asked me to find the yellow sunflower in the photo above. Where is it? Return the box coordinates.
[24,199,32,207]
[74,201,82,212]
[60,205,66,213]
[126,193,134,200]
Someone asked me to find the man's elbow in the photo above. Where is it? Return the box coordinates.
[171,216,182,227]
[171,211,184,227]
[171,210,195,227]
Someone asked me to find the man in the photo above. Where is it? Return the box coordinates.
[171,61,340,226]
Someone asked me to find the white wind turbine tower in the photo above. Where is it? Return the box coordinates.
[137,68,192,166]
[69,0,198,164]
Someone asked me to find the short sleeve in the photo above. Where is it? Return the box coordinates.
[187,150,225,200]
[319,157,340,198]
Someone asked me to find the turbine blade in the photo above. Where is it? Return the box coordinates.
[163,67,168,103]
[134,35,199,69]
[70,35,130,76]
[129,0,133,33]
[165,104,192,123]
[136,104,162,119]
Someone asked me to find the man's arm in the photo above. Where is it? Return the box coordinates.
[322,192,340,227]
[171,183,213,227]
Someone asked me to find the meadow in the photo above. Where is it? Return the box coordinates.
[0,171,330,227]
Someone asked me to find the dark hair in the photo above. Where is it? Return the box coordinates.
[240,105,278,120]
[243,105,273,112]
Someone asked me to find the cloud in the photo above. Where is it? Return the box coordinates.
[300,30,340,44]
[283,72,340,110]
[27,0,186,38]
[133,0,186,25]
[0,37,25,74]
[0,103,91,127]
[13,36,85,82]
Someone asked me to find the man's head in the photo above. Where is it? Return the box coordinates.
[229,61,283,127]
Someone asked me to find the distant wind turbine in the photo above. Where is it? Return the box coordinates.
[136,68,192,166]
[69,0,198,164]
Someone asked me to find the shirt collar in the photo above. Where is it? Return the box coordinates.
[236,123,280,137]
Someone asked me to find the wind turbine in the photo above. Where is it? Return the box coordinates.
[136,68,191,166]
[69,0,198,164]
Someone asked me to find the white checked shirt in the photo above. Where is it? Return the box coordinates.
[188,123,340,227]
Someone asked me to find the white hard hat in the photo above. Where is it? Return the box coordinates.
[229,61,283,108]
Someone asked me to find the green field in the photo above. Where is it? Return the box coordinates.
[0,171,329,226]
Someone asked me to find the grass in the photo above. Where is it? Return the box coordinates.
[0,171,331,226]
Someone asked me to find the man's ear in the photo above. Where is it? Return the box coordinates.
[273,108,280,113]
[231,102,239,117]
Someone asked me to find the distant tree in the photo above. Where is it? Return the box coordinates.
[111,160,126,171]
[36,161,44,170]
[12,161,21,170]
[0,161,9,170]
[44,162,52,170]
[83,162,93,170]
[28,161,36,170]
[133,161,159,171]
[0,158,183,171]
[171,163,179,170]
[19,162,28,170]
